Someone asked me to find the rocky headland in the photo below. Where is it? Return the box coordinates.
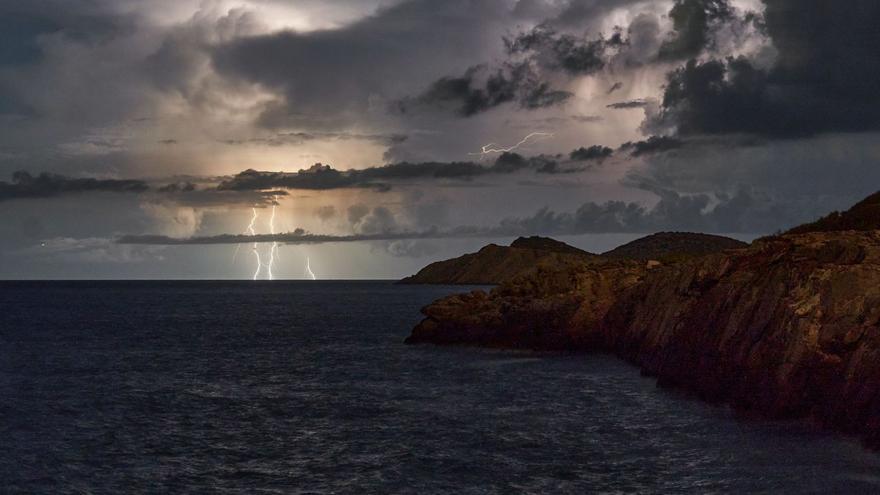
[399,233,743,285]
[398,236,597,285]
[405,192,880,448]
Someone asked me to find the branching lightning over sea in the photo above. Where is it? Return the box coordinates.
[468,132,553,159]
[266,205,280,280]
[246,207,262,280]
[233,205,282,280]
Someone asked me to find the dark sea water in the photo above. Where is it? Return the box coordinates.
[2,281,879,494]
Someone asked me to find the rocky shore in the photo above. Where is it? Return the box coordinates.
[405,193,880,447]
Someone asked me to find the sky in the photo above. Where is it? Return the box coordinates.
[1,0,879,279]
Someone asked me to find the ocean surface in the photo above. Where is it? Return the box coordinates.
[2,281,879,494]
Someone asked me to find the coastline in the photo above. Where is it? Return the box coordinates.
[404,229,880,448]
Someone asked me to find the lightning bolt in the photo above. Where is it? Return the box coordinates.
[266,204,280,280]
[247,207,262,280]
[468,132,554,158]
[233,205,282,280]
[305,257,316,280]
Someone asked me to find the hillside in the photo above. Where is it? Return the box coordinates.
[398,237,596,285]
[787,191,880,234]
[400,232,747,285]
[509,236,589,254]
[602,232,748,262]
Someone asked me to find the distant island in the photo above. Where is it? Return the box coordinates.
[404,191,880,449]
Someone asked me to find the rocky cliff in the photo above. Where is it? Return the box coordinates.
[602,231,880,447]
[406,256,649,349]
[406,195,880,447]
[398,236,596,285]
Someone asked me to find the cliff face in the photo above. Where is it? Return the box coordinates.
[406,230,880,446]
[406,256,649,349]
[398,237,595,285]
[603,231,880,445]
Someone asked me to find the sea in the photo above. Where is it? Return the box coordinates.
[2,281,879,493]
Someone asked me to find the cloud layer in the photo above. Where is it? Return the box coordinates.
[2,0,880,278]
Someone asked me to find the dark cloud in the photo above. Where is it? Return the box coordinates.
[657,0,733,60]
[396,62,572,117]
[621,136,684,157]
[0,171,148,202]
[491,152,577,175]
[607,99,652,109]
[395,17,645,118]
[150,187,286,208]
[0,3,136,67]
[399,65,515,117]
[569,145,613,162]
[653,0,880,137]
[215,153,583,192]
[518,78,573,110]
[157,182,196,193]
[504,25,617,76]
[653,58,777,136]
[211,0,513,128]
[217,164,367,192]
[621,12,664,65]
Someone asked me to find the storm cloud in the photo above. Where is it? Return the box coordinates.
[210,0,515,128]
[2,0,880,279]
[570,145,614,162]
[396,62,573,117]
[216,154,584,192]
[657,0,734,60]
[621,136,685,157]
[0,171,148,202]
[504,25,620,76]
[652,0,880,137]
